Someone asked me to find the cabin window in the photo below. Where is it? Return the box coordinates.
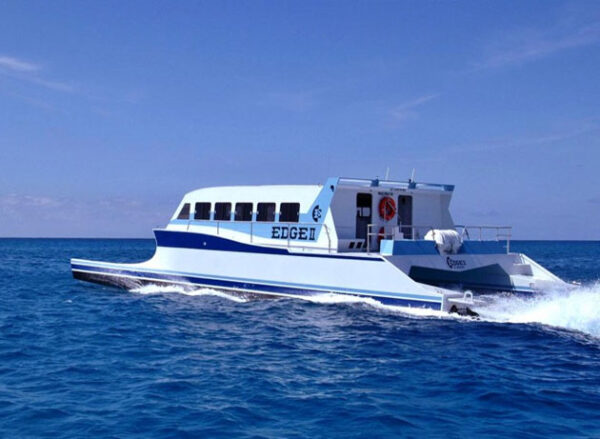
[356,193,372,218]
[356,193,372,240]
[214,202,232,221]
[280,202,300,223]
[194,202,211,220]
[257,202,276,222]
[234,203,253,221]
[177,203,191,220]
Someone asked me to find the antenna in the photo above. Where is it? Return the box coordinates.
[385,167,390,180]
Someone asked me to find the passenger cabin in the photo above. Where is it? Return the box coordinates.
[166,177,456,254]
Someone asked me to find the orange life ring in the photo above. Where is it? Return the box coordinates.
[378,197,396,221]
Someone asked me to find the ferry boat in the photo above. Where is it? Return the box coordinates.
[71,177,567,315]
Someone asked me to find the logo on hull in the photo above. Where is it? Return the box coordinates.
[312,205,322,222]
[446,257,467,270]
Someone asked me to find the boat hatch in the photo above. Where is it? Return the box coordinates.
[356,193,372,240]
[398,195,413,239]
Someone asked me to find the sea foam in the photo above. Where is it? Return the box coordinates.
[130,284,248,303]
[478,283,600,337]
[130,281,600,337]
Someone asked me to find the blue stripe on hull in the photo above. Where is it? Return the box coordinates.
[71,263,442,310]
[154,230,383,262]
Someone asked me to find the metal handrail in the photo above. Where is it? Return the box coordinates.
[323,224,332,253]
[454,225,512,250]
[186,218,332,253]
[365,223,512,253]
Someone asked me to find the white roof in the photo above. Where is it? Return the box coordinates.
[181,184,323,207]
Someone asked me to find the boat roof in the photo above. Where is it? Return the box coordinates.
[179,176,454,205]
[336,177,454,192]
[185,177,453,196]
[182,184,323,205]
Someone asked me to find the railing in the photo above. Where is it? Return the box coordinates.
[365,224,512,253]
[366,225,433,252]
[455,225,512,253]
[185,219,333,253]
[337,177,454,192]
[180,217,511,255]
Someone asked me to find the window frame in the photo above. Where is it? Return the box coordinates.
[234,202,253,222]
[194,202,211,220]
[214,202,232,221]
[279,202,300,223]
[256,202,276,222]
[177,203,191,220]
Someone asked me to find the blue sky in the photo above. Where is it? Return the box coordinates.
[0,0,599,238]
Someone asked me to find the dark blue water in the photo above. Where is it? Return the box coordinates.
[1,239,599,438]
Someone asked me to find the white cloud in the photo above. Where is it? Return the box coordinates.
[27,76,75,93]
[446,117,600,154]
[476,19,600,69]
[390,93,439,123]
[0,194,170,237]
[0,55,40,72]
[0,53,75,94]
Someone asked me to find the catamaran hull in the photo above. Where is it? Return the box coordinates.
[71,265,442,308]
[71,230,474,313]
[69,176,566,318]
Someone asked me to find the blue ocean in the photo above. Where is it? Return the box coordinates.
[1,239,599,438]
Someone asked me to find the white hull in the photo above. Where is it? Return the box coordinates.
[72,230,471,312]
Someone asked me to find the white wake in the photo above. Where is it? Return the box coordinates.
[308,286,600,337]
[305,292,450,318]
[477,283,600,338]
[129,284,248,303]
[128,282,600,337]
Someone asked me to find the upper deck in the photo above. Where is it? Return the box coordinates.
[162,176,471,254]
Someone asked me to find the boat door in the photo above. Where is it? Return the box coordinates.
[398,195,413,239]
[356,193,372,241]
